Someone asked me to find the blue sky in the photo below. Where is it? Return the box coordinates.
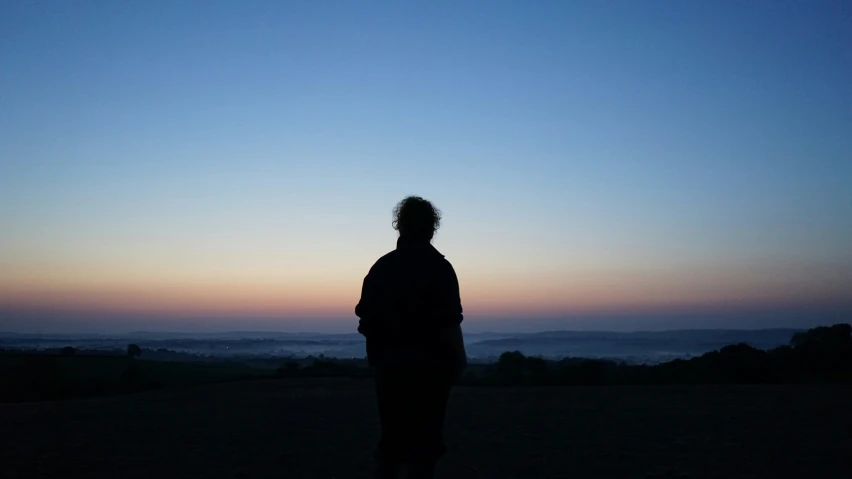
[1,0,850,333]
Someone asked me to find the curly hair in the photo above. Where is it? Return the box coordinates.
[392,196,442,240]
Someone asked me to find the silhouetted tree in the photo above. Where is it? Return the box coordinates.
[60,346,76,357]
[126,344,142,358]
[276,361,302,377]
[577,360,606,385]
[789,324,852,381]
[714,343,771,383]
[497,351,526,384]
[791,324,852,350]
[525,356,551,385]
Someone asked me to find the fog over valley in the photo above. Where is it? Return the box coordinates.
[0,328,799,365]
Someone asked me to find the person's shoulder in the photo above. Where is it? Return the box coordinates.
[369,250,399,272]
[439,256,456,274]
[426,244,452,264]
[431,249,456,273]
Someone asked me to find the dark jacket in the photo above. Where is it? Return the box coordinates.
[356,236,467,375]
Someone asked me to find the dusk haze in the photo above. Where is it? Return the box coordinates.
[3,4,852,478]
[2,0,850,334]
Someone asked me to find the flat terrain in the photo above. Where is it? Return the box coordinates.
[2,379,851,478]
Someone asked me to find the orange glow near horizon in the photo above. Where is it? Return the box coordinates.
[3,212,850,327]
[3,260,849,322]
[2,0,852,333]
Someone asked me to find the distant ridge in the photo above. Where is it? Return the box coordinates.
[2,328,803,339]
[0,327,808,363]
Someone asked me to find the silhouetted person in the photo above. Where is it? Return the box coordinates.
[356,196,467,479]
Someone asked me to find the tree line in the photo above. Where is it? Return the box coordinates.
[2,324,849,402]
[462,324,852,386]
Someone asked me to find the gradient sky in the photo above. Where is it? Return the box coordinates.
[2,1,851,333]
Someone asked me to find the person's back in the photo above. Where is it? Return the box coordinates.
[356,196,466,479]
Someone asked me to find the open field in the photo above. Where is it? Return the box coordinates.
[2,379,851,478]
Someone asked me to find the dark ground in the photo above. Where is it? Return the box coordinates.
[2,379,851,479]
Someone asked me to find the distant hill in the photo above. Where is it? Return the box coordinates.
[2,328,802,363]
[464,328,800,363]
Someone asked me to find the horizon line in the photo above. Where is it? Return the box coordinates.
[0,325,812,338]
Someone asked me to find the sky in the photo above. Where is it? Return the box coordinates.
[1,0,851,334]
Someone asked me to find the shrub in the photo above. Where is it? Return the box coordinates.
[126,344,143,358]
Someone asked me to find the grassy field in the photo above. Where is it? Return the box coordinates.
[0,355,263,402]
[1,379,850,479]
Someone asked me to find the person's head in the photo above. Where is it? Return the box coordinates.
[392,196,441,241]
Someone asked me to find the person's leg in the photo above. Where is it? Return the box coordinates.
[375,461,402,479]
[407,371,454,478]
[375,368,411,479]
[407,461,436,479]
[374,368,405,478]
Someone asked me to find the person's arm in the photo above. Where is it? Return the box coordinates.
[355,268,378,337]
[432,260,463,327]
